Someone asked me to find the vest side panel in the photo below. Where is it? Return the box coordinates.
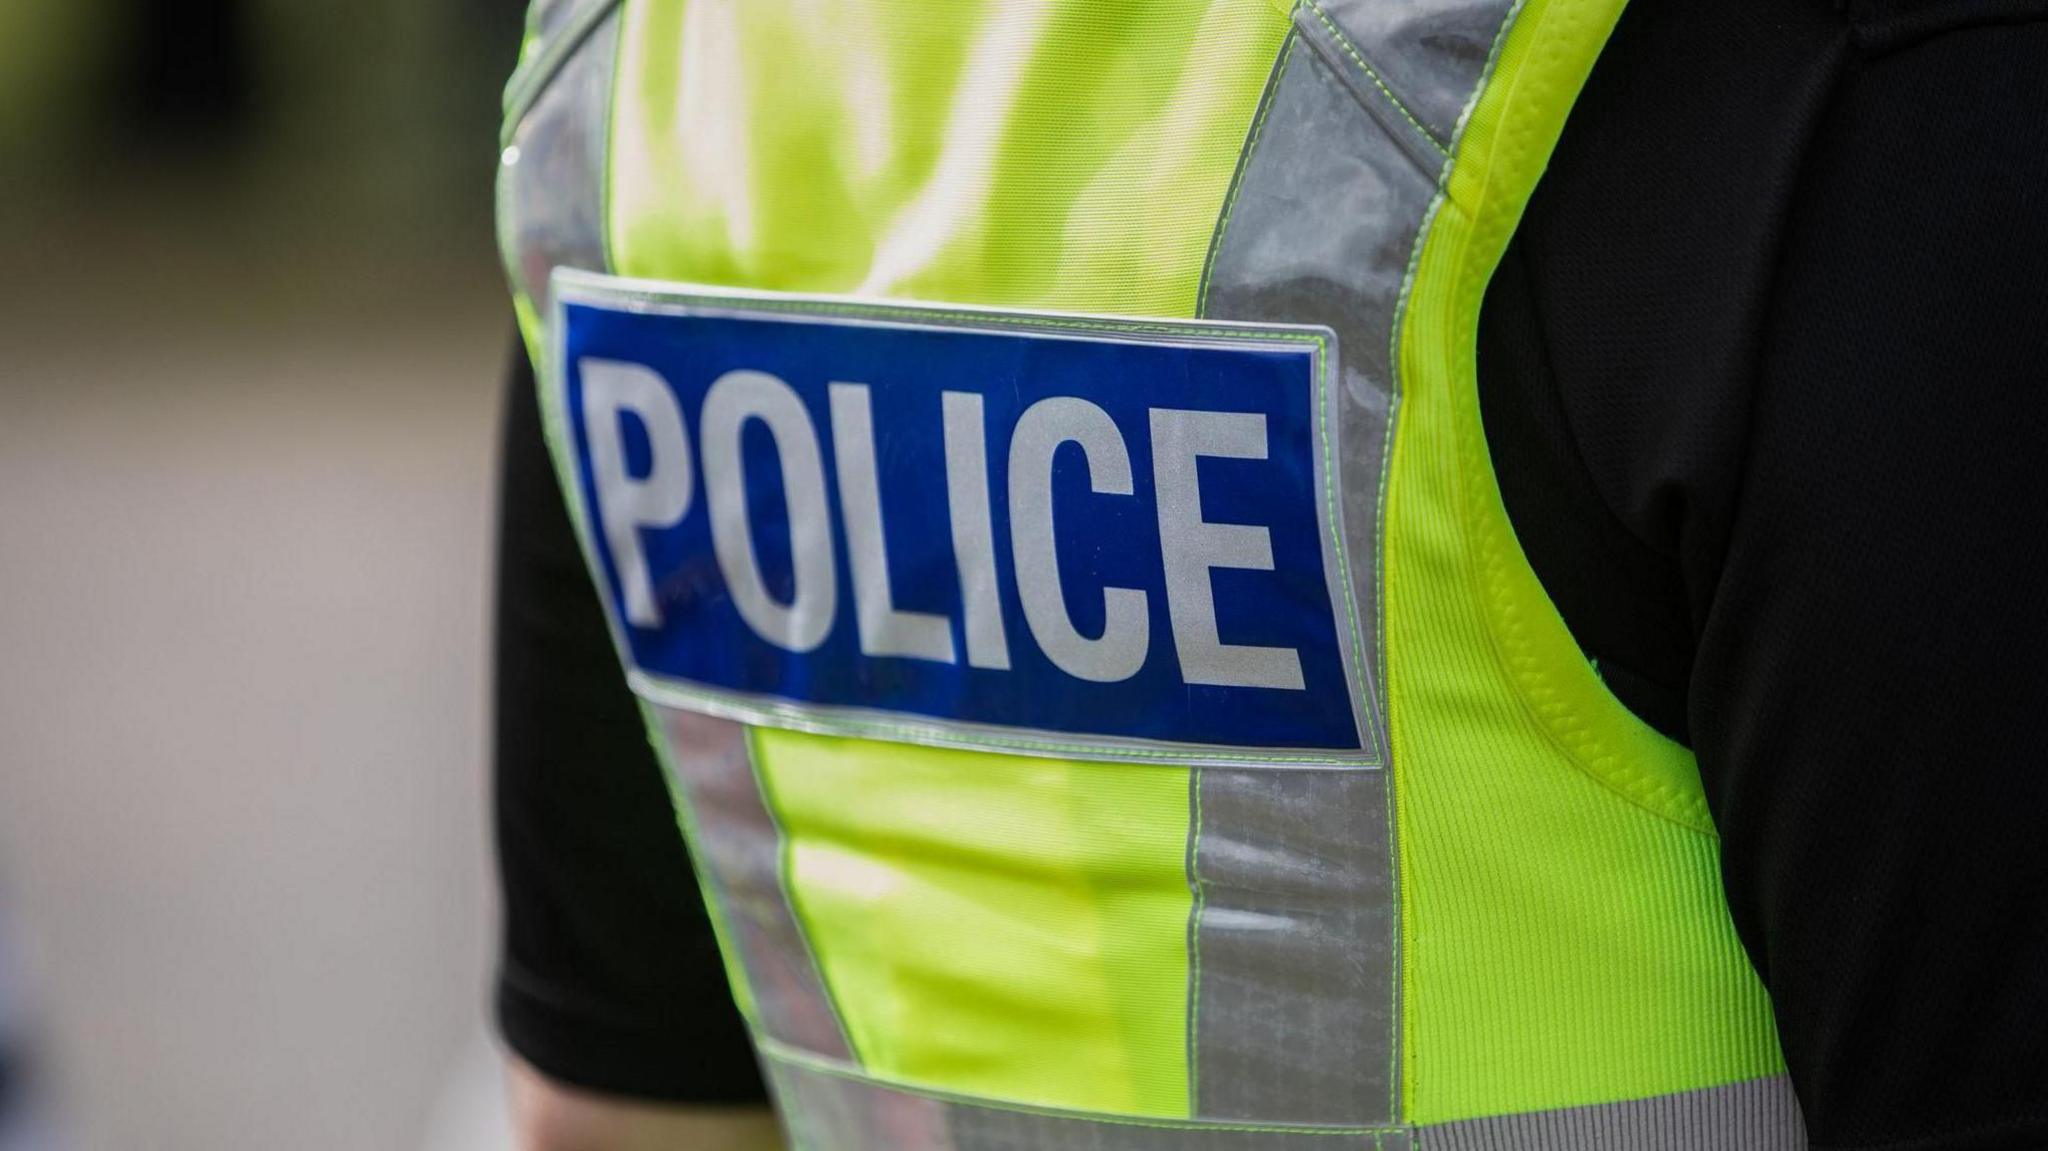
[1196,9,1502,1121]
[1382,0,1791,1125]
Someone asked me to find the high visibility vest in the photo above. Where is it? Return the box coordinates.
[498,2,1803,1146]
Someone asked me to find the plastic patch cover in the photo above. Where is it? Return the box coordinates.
[544,270,1377,769]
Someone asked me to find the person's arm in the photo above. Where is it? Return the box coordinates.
[1689,17,2048,1146]
[494,342,774,1141]
[509,1059,779,1151]
[1481,2,2048,1145]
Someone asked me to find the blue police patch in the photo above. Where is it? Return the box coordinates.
[545,271,1377,768]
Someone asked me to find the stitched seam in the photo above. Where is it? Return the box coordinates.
[572,285,1333,345]
[636,670,1372,766]
[1197,34,1300,315]
[502,0,625,145]
[569,281,1382,767]
[1385,153,1448,1148]
[757,1037,1399,1136]
[1442,0,1526,154]
[1187,19,1398,1107]
[1317,338,1383,759]
[1303,2,1450,156]
[1186,766,1207,1115]
[1457,268,1718,830]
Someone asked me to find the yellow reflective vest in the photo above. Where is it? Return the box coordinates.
[498,2,1801,1145]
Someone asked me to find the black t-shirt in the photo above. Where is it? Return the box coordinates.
[493,1,2048,1145]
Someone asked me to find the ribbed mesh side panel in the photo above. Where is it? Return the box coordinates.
[1383,0,1790,1123]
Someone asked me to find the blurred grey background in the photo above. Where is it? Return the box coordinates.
[0,2,527,1147]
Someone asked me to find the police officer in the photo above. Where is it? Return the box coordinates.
[492,1,2048,1148]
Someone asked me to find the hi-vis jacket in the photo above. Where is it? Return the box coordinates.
[497,2,1803,1146]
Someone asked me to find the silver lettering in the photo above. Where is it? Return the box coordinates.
[580,358,693,629]
[1008,397,1148,683]
[701,370,837,653]
[1150,409,1304,690]
[942,391,1011,670]
[829,382,956,663]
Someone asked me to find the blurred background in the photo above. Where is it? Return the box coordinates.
[0,1,528,1147]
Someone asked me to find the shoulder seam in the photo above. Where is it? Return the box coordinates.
[502,0,625,147]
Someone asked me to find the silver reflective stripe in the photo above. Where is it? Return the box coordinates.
[1204,25,1443,736]
[504,0,624,129]
[763,1047,1396,1151]
[1308,0,1519,147]
[1290,8,1449,176]
[653,708,854,1061]
[1419,1078,1807,1150]
[765,1049,1802,1151]
[1190,768,1396,1125]
[1192,18,1455,1124]
[525,0,613,47]
[499,7,619,320]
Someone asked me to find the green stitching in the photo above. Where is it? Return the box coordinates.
[756,1036,1397,1138]
[1382,121,1455,1145]
[1184,19,1387,763]
[1443,0,1528,153]
[1317,348,1382,759]
[559,276,1386,770]
[1302,3,1450,157]
[500,0,624,146]
[1188,782,1202,1104]
[635,672,1379,768]
[1197,34,1299,316]
[1383,180,1448,1143]
[566,277,1331,347]
[1371,3,1536,1123]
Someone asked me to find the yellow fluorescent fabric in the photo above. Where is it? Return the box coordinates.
[752,729,1191,1116]
[607,0,1290,1118]
[1384,0,1787,1122]
[609,0,1291,316]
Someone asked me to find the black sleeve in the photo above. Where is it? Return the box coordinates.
[1482,5,2048,1149]
[494,341,768,1104]
[1695,19,2048,1149]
